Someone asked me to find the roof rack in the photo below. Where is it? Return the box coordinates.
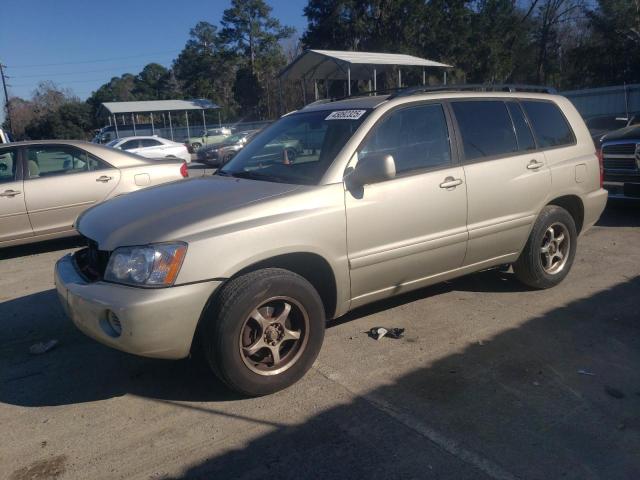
[389,84,557,99]
[301,84,557,110]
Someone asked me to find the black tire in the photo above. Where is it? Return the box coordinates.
[202,268,325,396]
[513,205,577,289]
[191,142,202,151]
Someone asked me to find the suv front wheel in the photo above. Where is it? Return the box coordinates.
[513,205,577,289]
[201,268,325,396]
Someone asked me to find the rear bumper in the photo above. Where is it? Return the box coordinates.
[582,188,608,232]
[55,253,221,359]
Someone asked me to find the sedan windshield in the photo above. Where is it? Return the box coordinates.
[105,139,120,147]
[219,109,370,185]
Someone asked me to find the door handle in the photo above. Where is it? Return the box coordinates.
[0,189,21,197]
[439,177,463,189]
[96,175,113,183]
[527,159,544,170]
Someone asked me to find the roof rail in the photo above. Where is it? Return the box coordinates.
[389,84,557,99]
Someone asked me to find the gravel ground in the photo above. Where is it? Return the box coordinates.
[1,203,639,480]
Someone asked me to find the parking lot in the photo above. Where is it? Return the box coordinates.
[0,203,638,480]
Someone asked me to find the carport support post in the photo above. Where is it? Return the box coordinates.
[398,69,402,88]
[185,111,190,138]
[444,70,447,85]
[131,113,136,136]
[113,115,119,138]
[201,109,206,131]
[314,80,319,101]
[218,110,221,128]
[373,68,377,94]
[423,68,426,85]
[347,66,351,96]
[150,112,155,135]
[168,112,174,140]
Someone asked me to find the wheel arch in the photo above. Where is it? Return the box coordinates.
[546,194,584,234]
[233,252,338,320]
[190,251,339,359]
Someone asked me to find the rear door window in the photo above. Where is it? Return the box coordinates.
[451,101,518,161]
[521,101,575,148]
[0,148,18,184]
[120,140,140,150]
[140,139,162,148]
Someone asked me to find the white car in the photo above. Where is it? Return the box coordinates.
[107,136,191,163]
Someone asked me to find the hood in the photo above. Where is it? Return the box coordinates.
[602,125,640,143]
[77,176,300,250]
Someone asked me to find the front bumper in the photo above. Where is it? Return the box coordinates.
[603,180,640,200]
[55,253,222,359]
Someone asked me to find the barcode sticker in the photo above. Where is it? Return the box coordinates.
[325,110,367,120]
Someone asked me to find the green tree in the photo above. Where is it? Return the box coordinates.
[173,21,237,119]
[25,101,92,140]
[133,63,170,99]
[565,0,640,87]
[220,0,294,118]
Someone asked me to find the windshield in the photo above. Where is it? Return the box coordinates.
[219,109,369,185]
[105,139,120,147]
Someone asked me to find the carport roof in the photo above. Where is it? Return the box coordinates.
[100,99,219,115]
[279,49,453,81]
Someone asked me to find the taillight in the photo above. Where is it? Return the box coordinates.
[596,149,603,188]
[180,162,188,178]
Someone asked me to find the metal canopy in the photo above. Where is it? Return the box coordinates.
[99,98,219,115]
[279,49,453,82]
[99,99,221,141]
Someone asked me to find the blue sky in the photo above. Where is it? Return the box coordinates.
[0,0,308,120]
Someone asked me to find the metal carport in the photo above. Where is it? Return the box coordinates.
[99,99,220,140]
[278,49,453,102]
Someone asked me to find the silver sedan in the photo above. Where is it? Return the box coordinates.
[0,140,187,248]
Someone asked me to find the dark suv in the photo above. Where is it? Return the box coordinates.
[600,125,640,200]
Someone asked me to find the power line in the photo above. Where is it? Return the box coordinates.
[7,50,181,69]
[10,77,135,87]
[10,62,173,79]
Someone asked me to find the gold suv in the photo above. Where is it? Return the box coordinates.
[55,86,607,395]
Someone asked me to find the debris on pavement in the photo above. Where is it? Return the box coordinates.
[577,369,596,376]
[604,386,625,399]
[368,327,405,341]
[29,339,59,355]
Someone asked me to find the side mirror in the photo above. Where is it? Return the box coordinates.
[349,153,396,186]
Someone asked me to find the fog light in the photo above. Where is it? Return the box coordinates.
[105,310,122,337]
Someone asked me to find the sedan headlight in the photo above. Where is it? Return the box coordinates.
[104,243,187,287]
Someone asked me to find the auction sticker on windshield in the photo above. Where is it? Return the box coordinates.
[325,110,367,120]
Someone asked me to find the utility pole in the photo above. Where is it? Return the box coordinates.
[0,62,11,133]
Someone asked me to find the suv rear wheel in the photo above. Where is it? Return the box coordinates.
[201,268,325,396]
[513,205,577,289]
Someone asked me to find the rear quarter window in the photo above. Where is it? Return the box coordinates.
[521,101,575,148]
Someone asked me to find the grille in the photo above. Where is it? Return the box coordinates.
[74,238,110,282]
[602,143,636,156]
[603,158,637,170]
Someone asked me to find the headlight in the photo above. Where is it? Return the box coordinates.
[104,243,187,287]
